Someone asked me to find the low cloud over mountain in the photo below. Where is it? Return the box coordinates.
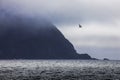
[0,11,91,59]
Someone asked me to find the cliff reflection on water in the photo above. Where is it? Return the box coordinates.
[0,60,120,80]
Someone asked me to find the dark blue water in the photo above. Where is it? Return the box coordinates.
[0,60,120,80]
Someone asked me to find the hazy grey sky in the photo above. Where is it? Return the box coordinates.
[1,0,120,60]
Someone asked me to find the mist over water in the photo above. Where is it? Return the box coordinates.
[0,0,120,59]
[0,1,120,79]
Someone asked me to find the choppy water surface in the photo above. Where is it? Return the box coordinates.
[0,60,120,80]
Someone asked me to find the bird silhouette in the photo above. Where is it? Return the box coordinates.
[79,24,82,28]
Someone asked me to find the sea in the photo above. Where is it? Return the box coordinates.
[0,60,120,80]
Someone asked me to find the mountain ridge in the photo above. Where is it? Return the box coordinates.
[0,13,92,59]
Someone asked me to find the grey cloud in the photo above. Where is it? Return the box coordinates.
[75,35,120,43]
[1,0,120,59]
[76,46,120,60]
[1,0,120,25]
[72,35,120,48]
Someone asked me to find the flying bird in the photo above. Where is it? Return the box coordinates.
[79,24,82,28]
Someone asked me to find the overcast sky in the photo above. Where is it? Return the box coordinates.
[1,0,120,60]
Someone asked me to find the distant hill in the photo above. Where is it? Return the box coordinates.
[0,12,92,59]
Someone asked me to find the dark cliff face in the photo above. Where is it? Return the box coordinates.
[0,13,92,59]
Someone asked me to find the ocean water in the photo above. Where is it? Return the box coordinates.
[0,60,120,80]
